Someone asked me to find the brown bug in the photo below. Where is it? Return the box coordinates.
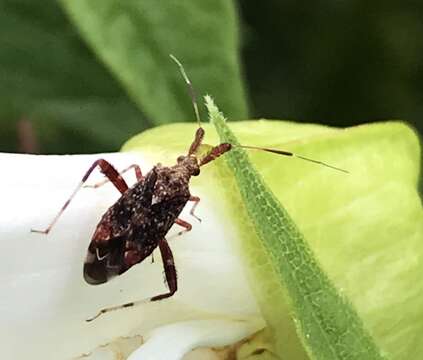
[31,55,347,322]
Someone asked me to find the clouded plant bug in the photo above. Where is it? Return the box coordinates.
[31,55,347,322]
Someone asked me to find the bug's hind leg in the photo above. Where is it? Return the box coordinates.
[151,238,177,301]
[86,238,177,322]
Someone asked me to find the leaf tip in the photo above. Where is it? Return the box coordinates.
[204,95,227,126]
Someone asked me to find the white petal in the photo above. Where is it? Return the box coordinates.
[0,153,261,358]
[128,318,264,360]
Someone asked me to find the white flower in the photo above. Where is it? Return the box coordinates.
[0,152,264,359]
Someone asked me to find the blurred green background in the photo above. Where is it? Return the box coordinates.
[0,0,422,154]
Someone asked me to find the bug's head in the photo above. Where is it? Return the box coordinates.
[177,155,200,176]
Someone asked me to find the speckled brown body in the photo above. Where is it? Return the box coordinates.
[83,158,199,285]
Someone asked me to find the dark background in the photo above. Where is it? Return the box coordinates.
[240,1,423,133]
[1,1,422,154]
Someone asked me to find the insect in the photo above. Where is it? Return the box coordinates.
[31,55,347,322]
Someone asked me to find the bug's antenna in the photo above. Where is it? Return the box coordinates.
[170,54,202,129]
[170,54,205,156]
[236,145,349,173]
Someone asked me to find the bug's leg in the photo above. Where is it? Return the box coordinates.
[86,298,150,322]
[151,238,177,301]
[31,159,128,234]
[84,164,143,189]
[188,195,201,222]
[86,239,176,322]
[174,218,192,236]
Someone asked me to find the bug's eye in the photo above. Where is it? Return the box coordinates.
[177,155,185,163]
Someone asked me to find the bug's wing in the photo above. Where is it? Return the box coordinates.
[84,170,159,284]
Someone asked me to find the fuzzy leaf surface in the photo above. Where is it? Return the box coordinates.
[60,0,248,124]
[123,117,422,359]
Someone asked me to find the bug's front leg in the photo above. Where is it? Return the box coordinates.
[188,195,201,222]
[31,159,128,234]
[172,195,202,237]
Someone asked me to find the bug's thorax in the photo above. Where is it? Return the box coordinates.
[151,156,200,202]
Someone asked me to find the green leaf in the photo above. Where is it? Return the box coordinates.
[122,115,422,359]
[207,96,388,359]
[0,0,145,153]
[32,98,147,152]
[59,0,248,124]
